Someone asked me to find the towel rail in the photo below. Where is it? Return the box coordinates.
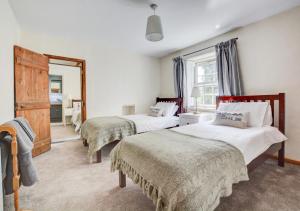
[0,124,31,211]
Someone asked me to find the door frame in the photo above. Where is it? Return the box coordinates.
[45,54,87,122]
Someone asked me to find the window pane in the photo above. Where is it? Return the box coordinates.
[192,53,218,108]
[212,96,216,105]
[214,87,218,94]
[197,97,203,105]
[196,61,217,84]
[205,86,213,94]
[204,95,213,105]
[197,66,205,83]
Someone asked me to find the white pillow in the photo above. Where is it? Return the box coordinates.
[170,105,179,116]
[148,106,163,117]
[217,102,268,127]
[263,105,273,126]
[155,102,176,117]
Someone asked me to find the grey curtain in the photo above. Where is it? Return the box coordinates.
[173,57,185,98]
[215,39,243,96]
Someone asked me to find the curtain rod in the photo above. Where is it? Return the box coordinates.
[182,37,238,57]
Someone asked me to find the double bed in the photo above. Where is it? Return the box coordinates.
[81,97,183,162]
[110,93,287,211]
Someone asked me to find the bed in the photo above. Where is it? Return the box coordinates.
[111,93,286,211]
[71,100,82,132]
[81,97,183,162]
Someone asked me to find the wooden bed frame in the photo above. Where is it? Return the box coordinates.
[119,93,286,187]
[83,97,183,163]
[216,93,285,172]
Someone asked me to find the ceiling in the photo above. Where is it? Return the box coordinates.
[9,0,300,58]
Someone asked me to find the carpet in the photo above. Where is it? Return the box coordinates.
[5,140,300,211]
[51,125,80,143]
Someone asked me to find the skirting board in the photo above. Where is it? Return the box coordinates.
[270,155,300,166]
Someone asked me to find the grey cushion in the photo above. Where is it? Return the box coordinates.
[213,111,249,129]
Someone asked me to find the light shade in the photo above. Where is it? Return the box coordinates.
[146,15,164,42]
[191,87,201,97]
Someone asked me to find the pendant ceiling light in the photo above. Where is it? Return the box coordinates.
[146,4,164,42]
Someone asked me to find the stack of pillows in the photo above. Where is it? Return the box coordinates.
[149,102,179,117]
[148,101,273,128]
[212,102,273,128]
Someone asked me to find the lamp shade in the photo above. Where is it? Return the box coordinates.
[191,87,201,97]
[146,15,164,41]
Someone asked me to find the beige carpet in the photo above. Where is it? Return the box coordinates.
[5,140,300,211]
[51,125,80,142]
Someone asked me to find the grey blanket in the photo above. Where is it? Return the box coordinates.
[81,116,136,158]
[0,117,38,195]
[111,129,249,211]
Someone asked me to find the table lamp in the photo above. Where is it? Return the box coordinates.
[191,87,201,114]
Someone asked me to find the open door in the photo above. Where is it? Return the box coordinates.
[14,46,51,156]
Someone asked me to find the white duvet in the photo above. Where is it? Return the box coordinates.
[122,114,179,134]
[171,122,287,164]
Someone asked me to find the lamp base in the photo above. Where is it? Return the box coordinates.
[193,111,201,114]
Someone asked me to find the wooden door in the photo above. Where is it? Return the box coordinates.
[14,46,51,157]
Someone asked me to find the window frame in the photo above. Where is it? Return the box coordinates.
[192,55,218,110]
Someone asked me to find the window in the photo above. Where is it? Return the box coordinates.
[193,53,218,109]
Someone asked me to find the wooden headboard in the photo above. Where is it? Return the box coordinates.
[216,93,285,133]
[156,97,183,116]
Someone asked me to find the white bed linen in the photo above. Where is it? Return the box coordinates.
[171,122,287,164]
[121,114,179,133]
[71,109,81,132]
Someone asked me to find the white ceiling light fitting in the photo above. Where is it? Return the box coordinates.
[146,3,164,42]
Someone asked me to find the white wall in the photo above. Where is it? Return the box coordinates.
[49,64,81,100]
[20,30,160,117]
[0,0,20,208]
[0,0,20,124]
[160,6,300,161]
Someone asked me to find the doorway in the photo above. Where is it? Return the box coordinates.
[46,54,87,143]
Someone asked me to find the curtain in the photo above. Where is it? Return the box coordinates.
[173,57,185,98]
[185,60,195,109]
[215,39,243,96]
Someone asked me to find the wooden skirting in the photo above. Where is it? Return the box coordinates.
[270,155,300,166]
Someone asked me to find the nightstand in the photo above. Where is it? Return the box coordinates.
[179,113,201,126]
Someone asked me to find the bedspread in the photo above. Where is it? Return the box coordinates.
[81,116,136,158]
[111,129,248,211]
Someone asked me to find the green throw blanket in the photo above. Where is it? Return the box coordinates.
[81,116,136,158]
[111,129,248,211]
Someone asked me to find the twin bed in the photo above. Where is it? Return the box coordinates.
[81,97,183,162]
[110,93,287,211]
